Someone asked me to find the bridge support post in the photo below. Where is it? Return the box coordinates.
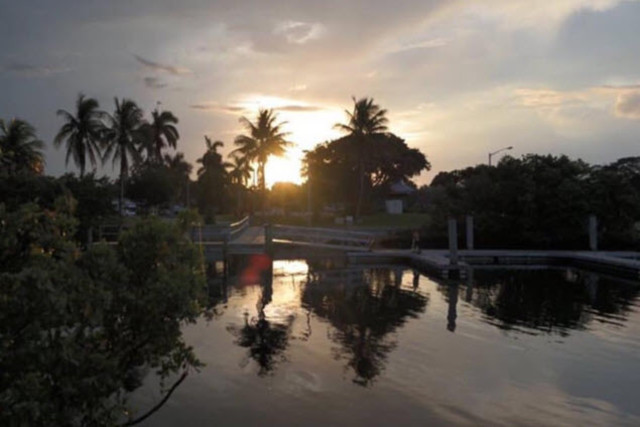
[465,215,474,250]
[448,218,459,266]
[265,223,273,256]
[222,234,229,278]
[589,215,598,251]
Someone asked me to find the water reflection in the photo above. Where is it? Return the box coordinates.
[461,268,640,336]
[225,255,294,376]
[302,262,429,386]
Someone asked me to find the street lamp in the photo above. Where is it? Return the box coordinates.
[488,146,513,166]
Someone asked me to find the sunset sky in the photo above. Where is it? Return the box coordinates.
[2,0,640,187]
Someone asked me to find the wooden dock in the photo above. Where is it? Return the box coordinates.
[348,249,640,280]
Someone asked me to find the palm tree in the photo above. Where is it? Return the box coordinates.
[103,98,145,215]
[196,137,230,220]
[227,153,254,215]
[233,109,290,191]
[164,151,193,206]
[143,107,179,163]
[54,94,105,177]
[227,154,253,187]
[334,97,388,218]
[0,118,45,175]
[197,136,226,176]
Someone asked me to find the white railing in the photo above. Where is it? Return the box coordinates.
[229,216,250,239]
[272,225,375,250]
[190,215,250,243]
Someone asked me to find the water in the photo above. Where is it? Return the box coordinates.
[134,257,640,426]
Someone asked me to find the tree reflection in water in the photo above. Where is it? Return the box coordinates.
[459,268,640,336]
[302,263,428,387]
[226,255,294,376]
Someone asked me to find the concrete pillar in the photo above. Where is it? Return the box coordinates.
[465,268,474,303]
[222,234,229,278]
[448,218,458,266]
[265,223,273,255]
[588,215,598,251]
[447,283,458,332]
[465,215,474,250]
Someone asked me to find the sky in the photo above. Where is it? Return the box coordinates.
[1,0,640,187]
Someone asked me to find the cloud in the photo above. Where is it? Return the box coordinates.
[190,103,245,113]
[289,84,308,92]
[275,104,324,112]
[273,21,325,44]
[599,84,640,92]
[614,91,640,120]
[0,63,69,77]
[388,37,448,54]
[513,89,586,109]
[133,54,191,75]
[143,76,167,89]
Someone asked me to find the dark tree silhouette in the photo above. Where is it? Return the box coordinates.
[302,266,428,386]
[54,93,105,176]
[142,107,179,163]
[233,109,290,191]
[334,97,388,218]
[103,98,145,215]
[0,118,44,175]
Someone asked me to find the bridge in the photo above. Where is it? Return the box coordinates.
[95,217,640,280]
[193,218,378,260]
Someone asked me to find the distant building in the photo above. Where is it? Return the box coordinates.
[385,180,415,214]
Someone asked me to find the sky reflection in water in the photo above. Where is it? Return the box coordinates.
[136,259,640,426]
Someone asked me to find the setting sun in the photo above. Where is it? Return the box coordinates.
[235,95,344,188]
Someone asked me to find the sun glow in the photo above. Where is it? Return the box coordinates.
[236,95,344,188]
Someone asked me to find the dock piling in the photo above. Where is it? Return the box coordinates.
[448,218,459,266]
[465,215,474,250]
[589,215,598,251]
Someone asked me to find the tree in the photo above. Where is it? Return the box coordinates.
[103,98,145,215]
[0,118,44,175]
[334,97,389,218]
[164,152,193,206]
[302,133,429,216]
[54,93,105,176]
[227,154,254,215]
[59,173,116,243]
[424,154,594,249]
[127,163,175,211]
[233,109,290,191]
[0,200,206,425]
[227,154,253,187]
[142,107,179,163]
[196,137,230,221]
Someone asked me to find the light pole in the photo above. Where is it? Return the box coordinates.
[488,146,513,166]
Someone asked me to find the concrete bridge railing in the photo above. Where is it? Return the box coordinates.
[271,225,376,251]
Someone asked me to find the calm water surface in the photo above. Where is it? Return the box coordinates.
[135,257,640,426]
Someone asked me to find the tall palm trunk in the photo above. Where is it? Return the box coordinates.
[356,160,365,219]
[258,161,266,191]
[119,153,126,216]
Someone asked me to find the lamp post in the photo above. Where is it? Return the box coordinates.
[488,146,513,166]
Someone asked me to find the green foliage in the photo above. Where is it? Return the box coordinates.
[419,155,640,249]
[127,163,175,209]
[176,208,203,233]
[304,133,429,216]
[0,202,206,425]
[0,118,45,175]
[196,137,229,221]
[59,173,117,241]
